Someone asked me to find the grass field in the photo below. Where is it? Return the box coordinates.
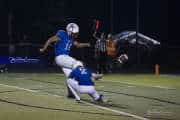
[0,73,180,120]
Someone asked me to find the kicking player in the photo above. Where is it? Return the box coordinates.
[67,63,104,102]
[40,23,90,97]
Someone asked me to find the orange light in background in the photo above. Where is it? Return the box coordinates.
[155,64,160,76]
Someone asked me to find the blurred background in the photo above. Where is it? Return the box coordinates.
[0,0,177,74]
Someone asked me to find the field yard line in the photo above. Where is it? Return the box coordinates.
[82,101,149,120]
[105,80,174,90]
[0,83,62,98]
[0,83,149,120]
[0,83,38,93]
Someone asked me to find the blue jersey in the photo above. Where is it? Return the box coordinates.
[69,67,94,86]
[55,30,73,56]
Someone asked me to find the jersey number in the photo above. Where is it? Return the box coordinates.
[65,41,72,51]
[79,68,87,75]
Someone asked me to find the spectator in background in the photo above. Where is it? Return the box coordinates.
[106,33,117,73]
[93,31,107,73]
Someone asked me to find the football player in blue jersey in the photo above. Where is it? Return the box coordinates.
[67,63,104,102]
[40,23,90,98]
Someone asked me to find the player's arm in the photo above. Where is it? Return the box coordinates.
[73,41,90,48]
[39,35,59,53]
[93,31,100,40]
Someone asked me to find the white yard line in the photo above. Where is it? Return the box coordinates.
[105,80,175,90]
[82,101,149,120]
[0,83,149,120]
[0,83,62,98]
[0,84,38,93]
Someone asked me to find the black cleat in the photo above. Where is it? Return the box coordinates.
[67,94,75,99]
[96,94,104,102]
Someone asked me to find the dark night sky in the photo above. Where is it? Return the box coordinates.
[1,0,180,72]
[0,0,170,44]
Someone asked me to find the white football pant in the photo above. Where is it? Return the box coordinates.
[55,55,77,70]
[67,79,100,100]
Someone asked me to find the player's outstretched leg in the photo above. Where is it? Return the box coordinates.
[67,78,81,101]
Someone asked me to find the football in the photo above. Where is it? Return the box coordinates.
[117,54,128,64]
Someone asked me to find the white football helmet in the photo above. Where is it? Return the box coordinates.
[66,23,79,33]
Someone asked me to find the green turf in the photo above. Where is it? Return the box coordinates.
[0,73,180,120]
[103,74,180,88]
